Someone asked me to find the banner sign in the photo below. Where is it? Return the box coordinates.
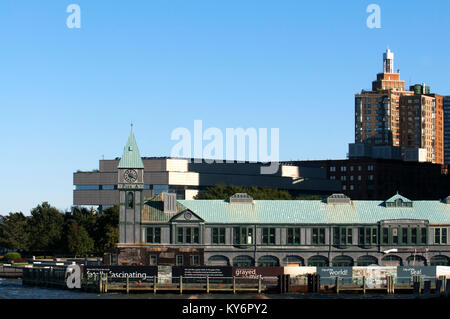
[232,267,284,278]
[396,266,436,283]
[317,267,353,285]
[352,266,397,288]
[172,266,232,283]
[172,266,232,278]
[84,266,157,282]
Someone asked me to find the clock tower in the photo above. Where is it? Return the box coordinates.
[117,126,145,244]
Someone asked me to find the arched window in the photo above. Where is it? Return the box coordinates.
[356,255,378,266]
[307,255,329,267]
[332,255,354,267]
[430,255,449,266]
[381,255,403,266]
[232,255,254,267]
[406,255,427,266]
[257,256,280,267]
[208,255,230,266]
[283,255,304,266]
[127,192,134,209]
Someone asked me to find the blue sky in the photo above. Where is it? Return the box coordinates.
[1,0,449,214]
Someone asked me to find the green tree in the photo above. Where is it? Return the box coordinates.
[102,225,119,251]
[194,184,293,200]
[0,212,30,252]
[70,206,98,241]
[295,195,324,200]
[66,221,94,257]
[94,205,119,254]
[28,202,65,255]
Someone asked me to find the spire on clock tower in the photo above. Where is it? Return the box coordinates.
[118,125,144,169]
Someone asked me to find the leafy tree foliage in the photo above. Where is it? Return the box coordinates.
[195,185,326,201]
[66,221,94,257]
[28,202,65,255]
[194,184,293,200]
[0,212,30,252]
[0,203,119,256]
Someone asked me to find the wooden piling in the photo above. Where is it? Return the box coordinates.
[126,277,129,294]
[233,277,236,294]
[385,275,389,294]
[413,275,421,294]
[153,275,157,295]
[362,276,366,295]
[258,275,262,294]
[335,277,340,294]
[391,276,395,294]
[439,276,446,293]
[206,276,210,293]
[180,276,183,294]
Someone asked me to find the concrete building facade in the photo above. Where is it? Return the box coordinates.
[74,134,340,211]
[285,158,450,201]
[444,96,450,164]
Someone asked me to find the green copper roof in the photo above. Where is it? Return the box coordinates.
[177,200,450,224]
[142,195,450,225]
[118,129,144,169]
[385,193,412,203]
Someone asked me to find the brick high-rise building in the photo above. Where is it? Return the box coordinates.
[355,49,413,148]
[398,88,444,165]
[356,50,446,165]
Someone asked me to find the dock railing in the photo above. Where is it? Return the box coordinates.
[0,266,23,278]
[22,266,68,287]
[330,275,447,295]
[86,275,268,294]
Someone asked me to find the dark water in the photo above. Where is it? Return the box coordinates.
[0,278,429,299]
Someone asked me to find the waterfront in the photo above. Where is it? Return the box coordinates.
[0,278,438,299]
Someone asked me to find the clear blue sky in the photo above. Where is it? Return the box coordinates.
[1,0,449,214]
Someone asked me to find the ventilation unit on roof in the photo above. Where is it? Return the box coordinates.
[162,192,177,213]
[230,193,254,204]
[327,193,351,204]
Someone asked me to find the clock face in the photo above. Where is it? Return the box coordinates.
[123,169,138,183]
